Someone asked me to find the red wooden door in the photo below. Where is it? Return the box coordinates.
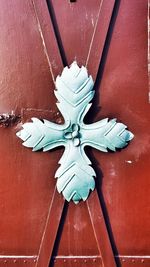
[0,1,149,267]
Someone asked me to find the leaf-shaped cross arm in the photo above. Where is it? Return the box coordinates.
[80,118,134,152]
[55,143,95,204]
[16,118,68,152]
[55,61,94,124]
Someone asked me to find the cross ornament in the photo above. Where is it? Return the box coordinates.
[16,61,134,204]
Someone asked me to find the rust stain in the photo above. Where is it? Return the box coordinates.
[0,113,21,127]
[21,108,64,124]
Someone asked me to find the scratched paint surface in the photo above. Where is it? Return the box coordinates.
[0,1,149,267]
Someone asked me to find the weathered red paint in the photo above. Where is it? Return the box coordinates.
[0,1,149,267]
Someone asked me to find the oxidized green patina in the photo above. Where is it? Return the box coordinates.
[16,62,134,204]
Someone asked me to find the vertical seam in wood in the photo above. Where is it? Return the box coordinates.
[46,0,68,66]
[87,190,117,267]
[94,0,120,89]
[35,187,57,267]
[31,0,55,83]
[48,202,69,267]
[35,187,65,267]
[85,0,104,67]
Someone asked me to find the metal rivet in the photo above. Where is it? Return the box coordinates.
[141,259,144,263]
[14,259,17,263]
[84,259,87,263]
[64,259,66,263]
[4,260,7,263]
[74,259,77,263]
[93,259,96,262]
[132,259,135,263]
[122,259,125,262]
[24,260,27,263]
[34,259,37,262]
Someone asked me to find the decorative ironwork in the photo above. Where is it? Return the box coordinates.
[16,62,134,204]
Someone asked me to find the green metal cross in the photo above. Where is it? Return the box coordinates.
[16,61,134,204]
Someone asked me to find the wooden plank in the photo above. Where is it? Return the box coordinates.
[31,1,117,267]
[87,191,117,267]
[35,187,65,267]
[86,1,117,266]
[51,0,103,68]
[30,1,66,267]
[31,0,64,79]
[0,0,65,261]
[86,0,116,79]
